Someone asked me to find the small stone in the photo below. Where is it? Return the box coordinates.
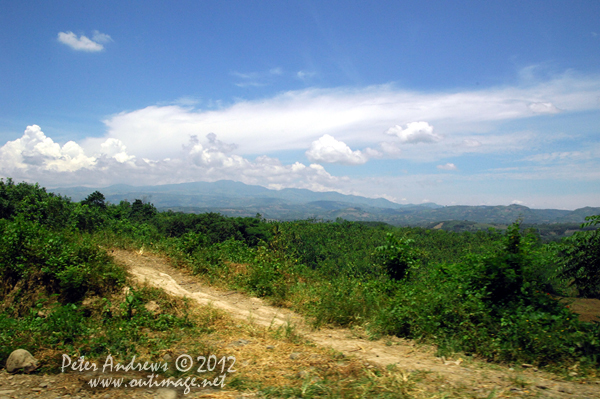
[289,352,301,360]
[229,339,250,347]
[31,388,42,392]
[145,301,161,314]
[558,387,573,394]
[508,368,514,371]
[521,363,533,368]
[536,385,549,390]
[568,371,578,376]
[6,349,39,373]
[39,382,49,388]
[163,353,173,362]
[266,345,275,350]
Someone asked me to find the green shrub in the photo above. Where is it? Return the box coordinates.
[0,217,125,303]
[557,215,600,298]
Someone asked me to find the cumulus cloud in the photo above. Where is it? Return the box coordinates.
[100,138,135,163]
[0,126,346,193]
[0,125,96,172]
[437,163,457,171]
[528,102,560,114]
[306,135,368,165]
[57,31,111,52]
[385,122,442,144]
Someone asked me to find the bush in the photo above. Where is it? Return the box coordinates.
[557,215,600,298]
[0,217,125,304]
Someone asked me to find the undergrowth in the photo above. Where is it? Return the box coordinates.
[2,178,600,377]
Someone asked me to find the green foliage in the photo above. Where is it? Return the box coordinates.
[0,178,73,228]
[1,178,599,372]
[557,215,600,298]
[0,286,198,370]
[81,190,107,209]
[0,217,125,303]
[468,221,532,306]
[373,233,419,280]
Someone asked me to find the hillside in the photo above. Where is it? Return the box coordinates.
[49,180,600,226]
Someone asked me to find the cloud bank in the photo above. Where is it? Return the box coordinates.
[1,70,599,208]
[79,71,600,164]
[0,125,344,192]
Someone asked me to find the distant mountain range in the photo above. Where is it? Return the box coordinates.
[49,180,600,226]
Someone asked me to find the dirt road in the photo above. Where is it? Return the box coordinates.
[115,248,600,399]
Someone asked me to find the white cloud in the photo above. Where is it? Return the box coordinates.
[462,139,482,147]
[528,102,560,114]
[511,200,524,205]
[524,151,592,163]
[0,127,345,193]
[297,71,316,80]
[379,142,402,156]
[0,125,96,172]
[100,138,135,164]
[57,31,111,52]
[92,30,113,44]
[82,71,600,163]
[232,67,284,87]
[385,122,442,144]
[437,163,457,171]
[305,134,368,165]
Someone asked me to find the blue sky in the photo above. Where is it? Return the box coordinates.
[1,0,599,209]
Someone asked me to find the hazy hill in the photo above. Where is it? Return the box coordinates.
[49,180,600,226]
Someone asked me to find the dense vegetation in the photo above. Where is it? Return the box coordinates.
[2,178,599,375]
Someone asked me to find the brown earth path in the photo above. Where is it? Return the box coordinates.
[2,249,599,399]
[114,249,600,398]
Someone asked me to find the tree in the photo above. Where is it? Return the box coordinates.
[374,232,419,280]
[81,191,107,209]
[558,215,600,298]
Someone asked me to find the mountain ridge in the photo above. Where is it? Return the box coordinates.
[48,180,600,226]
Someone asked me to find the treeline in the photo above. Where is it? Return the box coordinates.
[1,178,600,373]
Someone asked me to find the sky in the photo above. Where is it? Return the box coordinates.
[1,0,599,209]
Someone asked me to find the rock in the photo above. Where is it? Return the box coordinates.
[266,345,275,350]
[163,353,173,362]
[145,301,161,314]
[6,349,39,373]
[229,339,250,347]
[156,388,178,399]
[289,352,301,360]
[521,363,533,368]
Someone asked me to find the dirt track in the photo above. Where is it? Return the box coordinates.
[114,248,600,399]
